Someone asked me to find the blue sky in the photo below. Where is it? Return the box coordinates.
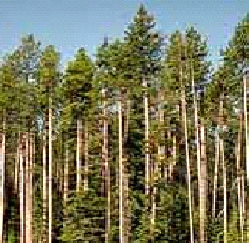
[0,0,248,69]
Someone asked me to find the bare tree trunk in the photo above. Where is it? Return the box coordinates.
[123,89,130,243]
[181,36,195,242]
[159,90,165,177]
[212,126,220,219]
[244,71,249,190]
[169,103,179,182]
[144,78,150,196]
[199,118,207,242]
[84,120,89,192]
[0,117,6,243]
[31,133,34,242]
[118,89,123,243]
[220,133,227,243]
[20,133,24,243]
[63,134,69,204]
[15,133,20,194]
[191,62,201,206]
[181,86,194,243]
[42,129,47,243]
[219,90,227,243]
[166,130,171,181]
[26,132,31,243]
[152,89,163,230]
[76,119,82,193]
[242,172,245,240]
[48,105,52,243]
[243,71,249,241]
[20,133,27,243]
[237,113,243,242]
[102,88,110,242]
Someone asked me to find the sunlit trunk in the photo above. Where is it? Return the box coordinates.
[199,118,207,242]
[144,78,150,196]
[0,117,6,243]
[243,71,249,241]
[191,61,200,208]
[63,134,69,204]
[20,133,26,243]
[42,128,47,242]
[26,132,31,242]
[76,119,82,193]
[219,93,227,243]
[84,120,89,192]
[237,113,243,242]
[102,88,110,242]
[15,134,20,194]
[123,89,130,243]
[48,105,52,243]
[220,133,227,243]
[180,36,194,241]
[118,89,123,243]
[212,126,220,219]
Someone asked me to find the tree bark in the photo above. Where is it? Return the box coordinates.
[212,126,220,219]
[84,120,89,192]
[118,89,123,243]
[199,118,207,242]
[123,89,130,242]
[220,133,227,243]
[191,62,200,205]
[20,133,26,243]
[48,105,52,243]
[76,119,82,193]
[0,117,6,243]
[102,88,110,242]
[26,132,31,243]
[42,128,47,243]
[15,134,20,194]
[63,133,69,205]
[219,92,227,243]
[144,78,150,197]
[237,112,243,242]
[243,71,249,241]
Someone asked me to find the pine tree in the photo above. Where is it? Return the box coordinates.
[39,45,60,243]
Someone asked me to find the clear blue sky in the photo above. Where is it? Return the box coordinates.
[0,0,248,69]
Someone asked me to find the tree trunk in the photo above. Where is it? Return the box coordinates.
[15,133,20,194]
[48,105,52,243]
[118,89,123,243]
[169,104,179,182]
[84,120,89,192]
[20,133,26,243]
[219,92,227,243]
[199,118,207,242]
[123,89,130,243]
[181,86,194,243]
[152,89,163,230]
[243,71,249,241]
[191,62,201,207]
[42,129,47,242]
[244,71,249,188]
[0,117,6,243]
[237,112,243,242]
[166,130,170,181]
[26,132,31,243]
[212,126,220,219]
[220,133,227,243]
[76,119,82,193]
[144,78,150,197]
[102,88,110,242]
[63,134,69,204]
